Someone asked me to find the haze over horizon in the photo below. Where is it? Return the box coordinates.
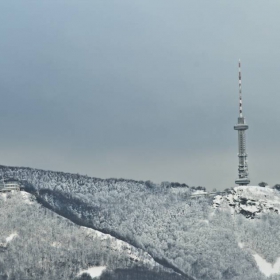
[1,1,280,190]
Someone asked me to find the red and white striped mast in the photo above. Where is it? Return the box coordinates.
[239,59,243,117]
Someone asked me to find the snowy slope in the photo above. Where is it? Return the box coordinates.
[0,191,171,280]
[2,165,280,280]
[77,266,106,279]
[20,191,161,269]
[253,254,280,277]
[80,226,158,268]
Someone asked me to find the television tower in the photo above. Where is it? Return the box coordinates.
[234,60,250,186]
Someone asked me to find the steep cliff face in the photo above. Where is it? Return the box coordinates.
[213,186,280,218]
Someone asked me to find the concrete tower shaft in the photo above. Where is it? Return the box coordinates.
[234,60,250,186]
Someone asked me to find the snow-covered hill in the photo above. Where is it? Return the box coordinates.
[213,186,280,218]
[1,165,280,280]
[0,191,175,280]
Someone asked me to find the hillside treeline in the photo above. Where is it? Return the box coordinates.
[1,165,280,280]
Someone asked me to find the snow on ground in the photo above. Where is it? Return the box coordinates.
[239,204,259,214]
[1,191,33,204]
[213,195,223,206]
[236,240,280,277]
[6,233,18,243]
[235,186,280,203]
[253,254,280,277]
[51,242,62,248]
[20,191,34,204]
[0,193,7,201]
[77,266,106,278]
[238,242,244,249]
[81,226,158,267]
[213,186,280,217]
[192,190,208,195]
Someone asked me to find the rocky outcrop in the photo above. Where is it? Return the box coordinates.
[213,186,280,218]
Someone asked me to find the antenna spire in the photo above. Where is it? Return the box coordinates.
[239,59,243,117]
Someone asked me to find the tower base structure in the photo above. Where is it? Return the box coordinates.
[235,178,250,186]
[234,118,250,186]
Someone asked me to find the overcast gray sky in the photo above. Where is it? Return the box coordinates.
[0,1,280,190]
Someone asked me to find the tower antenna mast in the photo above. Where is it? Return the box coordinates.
[234,60,250,186]
[239,59,243,118]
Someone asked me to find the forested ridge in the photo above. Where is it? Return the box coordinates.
[1,165,280,280]
[0,192,182,280]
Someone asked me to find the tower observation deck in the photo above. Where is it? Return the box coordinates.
[234,60,250,186]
